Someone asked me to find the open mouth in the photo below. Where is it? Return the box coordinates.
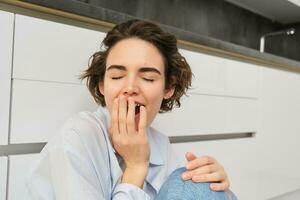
[134,103,145,130]
[134,103,144,115]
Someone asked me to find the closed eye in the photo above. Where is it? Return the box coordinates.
[111,77,123,80]
[143,78,154,82]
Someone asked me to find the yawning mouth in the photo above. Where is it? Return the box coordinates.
[134,103,145,130]
[134,103,144,115]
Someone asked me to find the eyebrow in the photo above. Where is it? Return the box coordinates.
[107,65,161,75]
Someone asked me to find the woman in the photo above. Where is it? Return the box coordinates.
[28,19,236,199]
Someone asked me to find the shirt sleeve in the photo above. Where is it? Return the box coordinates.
[27,124,152,200]
[27,128,108,200]
[112,183,151,200]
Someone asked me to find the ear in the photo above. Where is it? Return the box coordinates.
[99,82,104,95]
[163,86,175,99]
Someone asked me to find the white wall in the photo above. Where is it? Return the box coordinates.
[1,10,300,200]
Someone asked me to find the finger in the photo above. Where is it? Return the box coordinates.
[118,95,127,135]
[191,171,226,183]
[210,181,230,191]
[185,152,197,162]
[182,164,220,180]
[111,98,119,135]
[138,105,147,133]
[186,156,216,170]
[126,97,136,135]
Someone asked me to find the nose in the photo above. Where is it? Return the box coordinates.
[122,76,139,97]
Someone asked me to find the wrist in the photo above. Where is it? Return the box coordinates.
[121,165,148,188]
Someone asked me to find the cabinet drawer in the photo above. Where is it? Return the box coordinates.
[180,49,259,98]
[152,93,257,136]
[10,79,98,143]
[13,14,105,84]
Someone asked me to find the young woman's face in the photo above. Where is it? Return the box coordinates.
[99,38,174,127]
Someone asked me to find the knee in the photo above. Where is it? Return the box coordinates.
[156,167,227,200]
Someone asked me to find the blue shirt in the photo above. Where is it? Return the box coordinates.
[27,106,180,199]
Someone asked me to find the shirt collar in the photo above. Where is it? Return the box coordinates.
[96,106,164,166]
[147,127,164,166]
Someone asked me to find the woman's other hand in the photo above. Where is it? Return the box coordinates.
[181,152,230,191]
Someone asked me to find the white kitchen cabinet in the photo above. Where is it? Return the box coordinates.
[172,137,300,200]
[13,14,105,84]
[0,10,14,145]
[180,49,259,98]
[8,154,40,200]
[152,93,257,136]
[10,79,98,143]
[225,58,259,98]
[0,157,8,200]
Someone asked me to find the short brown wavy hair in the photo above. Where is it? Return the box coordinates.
[80,19,192,113]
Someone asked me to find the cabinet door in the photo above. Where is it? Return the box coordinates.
[0,10,14,145]
[0,157,8,200]
[13,14,105,84]
[180,49,259,98]
[10,79,98,143]
[152,93,257,136]
[8,154,40,200]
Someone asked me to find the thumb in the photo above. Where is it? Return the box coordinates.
[185,152,197,161]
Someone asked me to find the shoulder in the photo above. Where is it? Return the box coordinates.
[44,107,110,154]
[62,108,108,137]
[66,107,109,139]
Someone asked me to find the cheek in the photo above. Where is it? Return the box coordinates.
[146,85,166,104]
[146,91,165,119]
[103,79,120,97]
[103,85,119,111]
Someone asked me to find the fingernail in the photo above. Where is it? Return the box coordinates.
[182,173,189,180]
[210,184,216,190]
